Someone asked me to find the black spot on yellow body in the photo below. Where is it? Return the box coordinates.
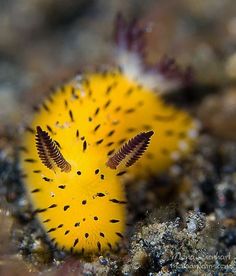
[73,238,79,247]
[69,110,74,122]
[64,205,70,211]
[43,177,53,182]
[107,130,115,137]
[97,241,101,251]
[42,103,50,112]
[94,107,100,116]
[33,170,41,173]
[47,228,56,233]
[104,99,111,109]
[31,188,41,193]
[94,124,101,132]
[110,219,119,223]
[34,208,47,214]
[96,139,104,145]
[49,204,57,208]
[116,232,124,238]
[116,171,127,176]
[24,158,37,163]
[83,141,87,152]
[58,185,66,189]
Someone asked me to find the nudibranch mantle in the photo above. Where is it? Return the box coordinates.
[20,70,198,254]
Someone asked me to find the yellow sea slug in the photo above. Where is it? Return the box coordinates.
[19,15,199,254]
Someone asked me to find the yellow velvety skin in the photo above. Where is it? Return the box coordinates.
[20,71,198,253]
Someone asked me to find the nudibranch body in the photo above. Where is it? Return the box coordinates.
[20,15,199,254]
[20,71,198,253]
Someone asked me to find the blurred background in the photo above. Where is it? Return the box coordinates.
[0,0,236,274]
[0,0,235,133]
